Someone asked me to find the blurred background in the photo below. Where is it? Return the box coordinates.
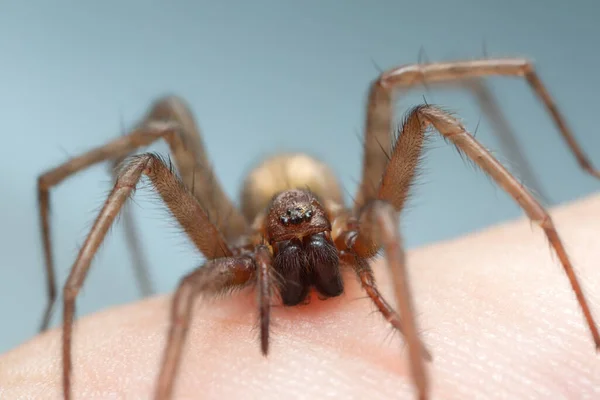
[0,0,598,353]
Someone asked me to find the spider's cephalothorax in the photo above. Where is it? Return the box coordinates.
[242,154,344,306]
[38,58,600,400]
[267,188,342,306]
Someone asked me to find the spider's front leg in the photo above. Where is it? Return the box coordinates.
[397,105,600,348]
[358,61,600,350]
[154,244,275,399]
[355,58,600,212]
[349,101,599,400]
[154,255,257,399]
[349,58,600,397]
[38,96,249,332]
[61,153,233,400]
[337,201,430,399]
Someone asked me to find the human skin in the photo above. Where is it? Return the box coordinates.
[1,194,599,399]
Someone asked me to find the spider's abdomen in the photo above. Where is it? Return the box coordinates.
[240,153,344,222]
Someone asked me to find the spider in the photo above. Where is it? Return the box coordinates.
[36,58,600,400]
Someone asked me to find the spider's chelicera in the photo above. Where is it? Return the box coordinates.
[267,189,343,306]
[36,58,600,400]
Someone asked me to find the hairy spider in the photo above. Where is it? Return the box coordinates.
[37,58,600,400]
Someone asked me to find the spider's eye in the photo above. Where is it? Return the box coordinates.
[280,206,314,225]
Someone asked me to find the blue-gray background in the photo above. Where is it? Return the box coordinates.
[1,1,598,353]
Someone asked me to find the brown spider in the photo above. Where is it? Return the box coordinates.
[37,58,600,400]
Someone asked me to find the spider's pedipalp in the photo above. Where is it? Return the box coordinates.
[255,244,274,355]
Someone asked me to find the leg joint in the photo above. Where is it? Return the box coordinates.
[521,60,535,75]
[63,285,79,301]
[535,214,553,229]
[37,175,50,191]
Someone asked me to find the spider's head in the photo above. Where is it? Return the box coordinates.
[266,189,342,306]
[265,189,330,243]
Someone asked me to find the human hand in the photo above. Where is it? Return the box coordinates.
[1,194,599,399]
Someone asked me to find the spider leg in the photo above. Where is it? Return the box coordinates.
[38,120,180,331]
[38,96,249,332]
[154,256,256,400]
[119,195,155,294]
[402,105,600,348]
[355,58,599,211]
[255,245,275,355]
[111,155,155,297]
[379,74,549,201]
[143,97,249,240]
[390,100,600,348]
[457,79,547,201]
[349,100,599,399]
[341,200,428,399]
[62,153,231,400]
[342,250,432,361]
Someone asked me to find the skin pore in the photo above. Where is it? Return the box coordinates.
[1,194,599,399]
